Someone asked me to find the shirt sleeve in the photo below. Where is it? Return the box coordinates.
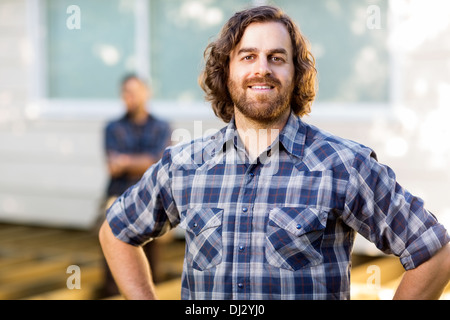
[154,122,172,155]
[106,148,179,246]
[343,149,450,270]
[141,120,172,159]
[104,122,122,154]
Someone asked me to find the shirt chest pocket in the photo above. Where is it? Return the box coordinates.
[179,208,224,271]
[265,207,327,271]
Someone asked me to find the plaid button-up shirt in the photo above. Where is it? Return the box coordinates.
[106,112,449,300]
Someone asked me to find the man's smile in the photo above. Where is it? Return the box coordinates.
[248,85,275,91]
[244,77,281,93]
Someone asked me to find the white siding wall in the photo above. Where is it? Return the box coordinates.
[0,0,107,228]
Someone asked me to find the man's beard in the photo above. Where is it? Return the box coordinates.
[228,75,293,125]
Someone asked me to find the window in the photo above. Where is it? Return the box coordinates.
[46,0,136,99]
[149,0,258,102]
[44,0,390,108]
[148,0,390,104]
[274,0,389,103]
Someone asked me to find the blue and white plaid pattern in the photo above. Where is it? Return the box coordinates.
[107,112,449,300]
[104,113,171,196]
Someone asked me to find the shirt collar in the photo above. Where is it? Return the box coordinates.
[219,112,307,159]
[277,112,307,159]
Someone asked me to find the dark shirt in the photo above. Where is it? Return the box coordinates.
[104,113,171,197]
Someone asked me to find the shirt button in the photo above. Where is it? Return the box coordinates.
[239,245,245,252]
[238,283,244,289]
[296,224,302,230]
[193,223,198,228]
[249,172,255,178]
[242,207,248,213]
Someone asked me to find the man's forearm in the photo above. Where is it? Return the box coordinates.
[394,243,450,300]
[125,154,158,177]
[107,153,157,178]
[99,220,158,300]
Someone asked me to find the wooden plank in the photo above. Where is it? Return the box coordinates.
[351,255,404,284]
[24,282,101,300]
[0,225,30,241]
[0,242,102,266]
[0,276,66,300]
[0,231,100,253]
[441,282,450,300]
[351,255,405,300]
[0,223,185,300]
[0,258,73,284]
[40,233,102,252]
[0,228,68,246]
[0,254,37,269]
[160,240,186,260]
[0,260,103,300]
[0,225,101,260]
[105,278,182,301]
[23,265,104,300]
[155,278,182,300]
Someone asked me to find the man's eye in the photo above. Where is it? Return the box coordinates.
[271,56,284,62]
[243,56,254,61]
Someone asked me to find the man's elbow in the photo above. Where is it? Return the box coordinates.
[433,243,450,286]
[99,220,114,249]
[443,243,450,278]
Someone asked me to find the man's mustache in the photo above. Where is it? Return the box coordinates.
[242,76,282,89]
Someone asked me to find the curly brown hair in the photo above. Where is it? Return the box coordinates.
[199,5,317,123]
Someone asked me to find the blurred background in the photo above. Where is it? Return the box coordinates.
[0,0,449,300]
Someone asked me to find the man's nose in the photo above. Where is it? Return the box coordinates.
[254,56,272,77]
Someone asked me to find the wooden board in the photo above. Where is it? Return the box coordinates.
[0,223,185,300]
